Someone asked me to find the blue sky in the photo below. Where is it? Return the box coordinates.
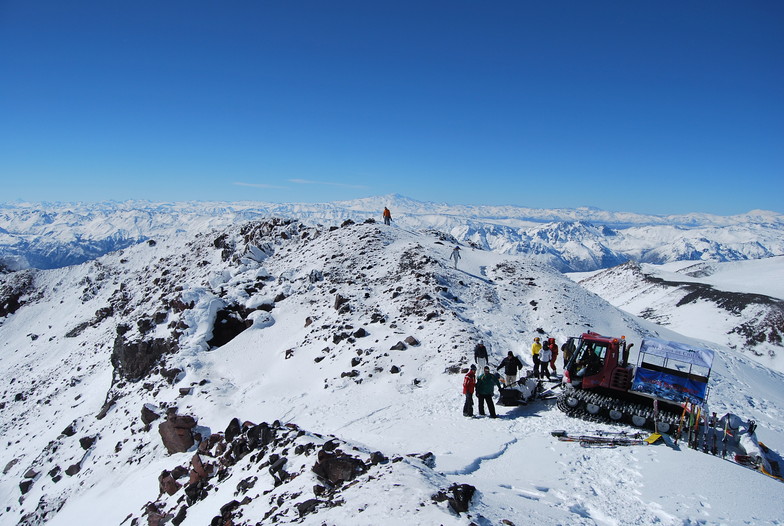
[1,1,782,215]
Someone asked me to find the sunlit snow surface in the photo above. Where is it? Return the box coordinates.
[1,219,782,525]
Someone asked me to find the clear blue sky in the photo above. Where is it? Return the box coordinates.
[1,1,782,215]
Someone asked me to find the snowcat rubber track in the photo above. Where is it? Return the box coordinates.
[556,384,681,433]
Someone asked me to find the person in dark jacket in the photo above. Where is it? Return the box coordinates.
[497,351,524,386]
[462,365,477,417]
[474,342,489,371]
[476,366,502,418]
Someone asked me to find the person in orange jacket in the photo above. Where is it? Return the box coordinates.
[382,207,392,225]
[462,365,477,417]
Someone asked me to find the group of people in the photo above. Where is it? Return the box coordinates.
[462,337,573,418]
[463,343,525,418]
[530,336,563,379]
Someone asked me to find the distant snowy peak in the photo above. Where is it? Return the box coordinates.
[1,196,782,271]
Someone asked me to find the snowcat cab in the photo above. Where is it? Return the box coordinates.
[563,332,634,392]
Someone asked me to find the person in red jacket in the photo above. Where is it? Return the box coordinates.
[549,338,560,375]
[462,364,477,417]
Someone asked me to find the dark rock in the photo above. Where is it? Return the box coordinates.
[225,417,242,443]
[273,293,286,302]
[390,341,407,351]
[390,365,401,374]
[3,458,20,475]
[448,483,475,514]
[417,452,436,468]
[171,506,187,526]
[297,498,320,516]
[353,328,368,338]
[23,468,38,479]
[65,463,80,476]
[312,453,367,485]
[350,357,362,367]
[370,451,389,465]
[340,370,360,378]
[19,479,33,494]
[159,413,198,454]
[137,317,155,335]
[305,316,313,327]
[96,397,117,420]
[159,470,182,496]
[61,423,77,437]
[161,367,183,384]
[141,404,161,425]
[219,500,241,517]
[112,336,177,381]
[404,336,420,346]
[247,422,273,450]
[334,294,349,311]
[79,435,97,450]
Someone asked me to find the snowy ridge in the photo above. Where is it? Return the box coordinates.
[1,195,782,271]
[1,217,783,525]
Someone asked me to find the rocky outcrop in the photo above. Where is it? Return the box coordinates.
[111,336,177,381]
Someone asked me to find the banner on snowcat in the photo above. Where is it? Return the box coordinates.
[630,338,715,404]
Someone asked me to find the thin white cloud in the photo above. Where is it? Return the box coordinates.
[233,182,289,190]
[289,179,368,189]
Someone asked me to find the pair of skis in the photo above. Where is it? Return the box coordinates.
[551,430,647,448]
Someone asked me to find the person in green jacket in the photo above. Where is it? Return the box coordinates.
[475,366,502,418]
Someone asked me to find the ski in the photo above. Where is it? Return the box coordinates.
[674,402,689,445]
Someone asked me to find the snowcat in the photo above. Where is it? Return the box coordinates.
[557,332,715,433]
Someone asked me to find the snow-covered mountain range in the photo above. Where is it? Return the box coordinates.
[2,195,782,272]
[1,215,783,525]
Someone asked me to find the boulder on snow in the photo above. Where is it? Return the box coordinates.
[390,341,407,351]
[159,413,198,454]
[141,404,161,425]
[404,335,420,346]
[312,452,367,485]
[159,469,182,496]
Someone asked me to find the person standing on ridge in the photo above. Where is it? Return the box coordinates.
[497,351,524,386]
[462,364,477,417]
[474,341,489,371]
[476,366,501,418]
[382,207,392,225]
[451,246,461,269]
[531,337,542,379]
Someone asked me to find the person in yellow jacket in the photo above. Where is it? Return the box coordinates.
[531,337,543,379]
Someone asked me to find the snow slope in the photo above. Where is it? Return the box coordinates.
[573,258,784,373]
[1,218,783,525]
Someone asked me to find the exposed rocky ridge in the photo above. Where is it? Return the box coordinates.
[130,416,476,526]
